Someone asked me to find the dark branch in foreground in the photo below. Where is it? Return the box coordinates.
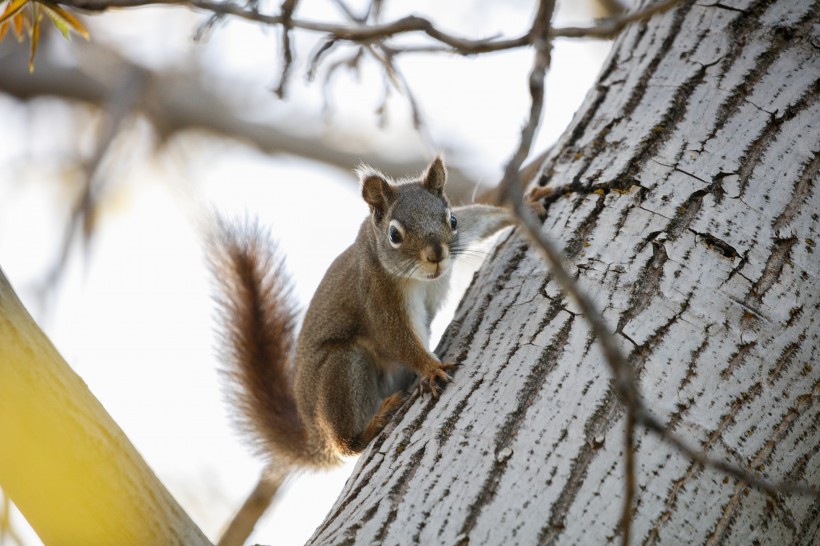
[58,0,682,55]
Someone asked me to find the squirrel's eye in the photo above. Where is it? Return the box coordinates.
[450,214,458,231]
[389,225,403,246]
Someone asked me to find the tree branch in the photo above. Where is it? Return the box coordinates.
[273,0,299,98]
[217,469,284,546]
[59,0,682,50]
[61,0,532,54]
[0,40,482,203]
[552,0,681,40]
[0,268,210,544]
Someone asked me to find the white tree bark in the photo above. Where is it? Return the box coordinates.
[308,0,819,544]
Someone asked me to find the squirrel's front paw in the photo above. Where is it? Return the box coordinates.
[418,361,457,398]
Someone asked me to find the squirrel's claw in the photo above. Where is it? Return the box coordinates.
[418,361,457,397]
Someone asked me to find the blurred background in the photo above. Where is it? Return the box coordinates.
[0,0,616,543]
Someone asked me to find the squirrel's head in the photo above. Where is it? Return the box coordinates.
[359,156,457,282]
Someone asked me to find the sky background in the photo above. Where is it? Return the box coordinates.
[0,1,614,543]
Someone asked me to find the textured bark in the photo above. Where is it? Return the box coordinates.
[309,0,819,544]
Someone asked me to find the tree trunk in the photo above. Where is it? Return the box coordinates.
[308,0,819,544]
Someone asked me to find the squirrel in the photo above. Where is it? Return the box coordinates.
[209,156,514,471]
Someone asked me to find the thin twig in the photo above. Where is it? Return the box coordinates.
[64,0,680,51]
[37,65,149,295]
[552,0,681,40]
[306,37,339,81]
[273,0,299,98]
[639,408,820,497]
[319,46,365,116]
[366,45,425,131]
[329,0,364,23]
[63,0,532,53]
[367,0,382,22]
[192,11,225,41]
[217,469,285,546]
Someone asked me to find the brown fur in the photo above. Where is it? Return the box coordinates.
[209,157,514,471]
[209,218,318,467]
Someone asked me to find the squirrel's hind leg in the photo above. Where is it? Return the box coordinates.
[316,345,405,455]
[348,392,405,452]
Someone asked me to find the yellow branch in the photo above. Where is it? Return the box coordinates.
[0,267,210,545]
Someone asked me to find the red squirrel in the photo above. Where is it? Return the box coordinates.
[209,156,513,470]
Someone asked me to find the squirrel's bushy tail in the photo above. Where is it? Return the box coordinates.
[208,218,322,469]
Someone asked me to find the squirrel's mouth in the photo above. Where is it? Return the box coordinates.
[423,263,448,280]
[406,258,450,281]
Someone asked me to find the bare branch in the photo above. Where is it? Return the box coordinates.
[60,0,532,54]
[0,41,482,202]
[217,470,285,546]
[639,406,820,498]
[329,0,364,24]
[552,0,681,40]
[273,0,299,98]
[53,0,682,108]
[306,37,339,81]
[38,64,149,293]
[366,45,426,133]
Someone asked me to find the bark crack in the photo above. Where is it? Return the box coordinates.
[772,150,820,233]
[372,446,427,545]
[640,382,765,546]
[719,341,757,380]
[744,236,798,308]
[702,3,810,149]
[616,240,668,335]
[456,317,575,542]
[767,330,807,384]
[736,79,820,198]
[619,64,708,184]
[703,380,820,546]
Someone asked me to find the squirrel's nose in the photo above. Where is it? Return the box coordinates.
[423,243,448,264]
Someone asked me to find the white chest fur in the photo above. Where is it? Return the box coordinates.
[403,270,452,350]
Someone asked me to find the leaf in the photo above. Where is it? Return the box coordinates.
[42,2,89,40]
[43,8,68,38]
[0,0,27,42]
[0,0,28,26]
[12,10,27,41]
[28,3,39,72]
[0,0,90,71]
[42,4,69,38]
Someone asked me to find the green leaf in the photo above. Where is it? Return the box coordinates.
[42,2,89,40]
[42,5,70,38]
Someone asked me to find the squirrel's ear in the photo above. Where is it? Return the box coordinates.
[423,155,447,195]
[359,166,395,222]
